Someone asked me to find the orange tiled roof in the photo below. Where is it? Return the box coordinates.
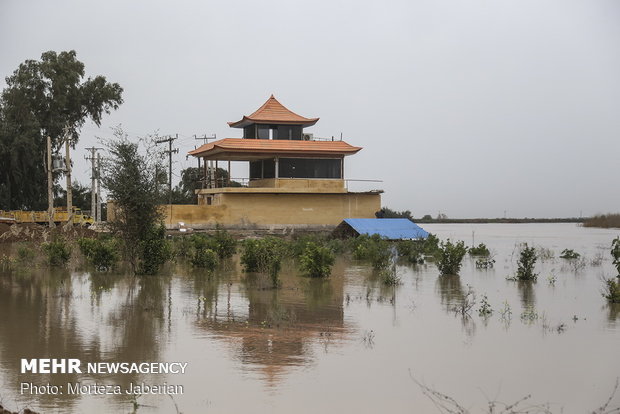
[188,138,361,158]
[228,95,319,128]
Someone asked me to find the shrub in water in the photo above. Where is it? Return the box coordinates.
[241,237,285,286]
[437,239,467,276]
[351,234,392,269]
[210,229,236,259]
[43,238,72,266]
[516,244,538,281]
[559,249,580,259]
[79,237,120,271]
[138,224,172,275]
[396,240,425,264]
[468,243,490,257]
[611,237,620,277]
[191,247,218,270]
[299,242,335,278]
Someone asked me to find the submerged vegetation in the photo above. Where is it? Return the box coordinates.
[299,242,335,278]
[603,237,620,303]
[42,238,72,266]
[516,244,538,281]
[437,240,467,276]
[468,243,490,256]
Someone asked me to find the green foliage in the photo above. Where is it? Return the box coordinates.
[611,237,620,277]
[603,278,620,303]
[190,248,218,270]
[210,229,237,258]
[16,243,35,262]
[171,236,193,258]
[299,242,335,278]
[380,264,401,286]
[241,237,286,287]
[43,238,72,266]
[422,234,442,258]
[138,225,171,275]
[516,244,538,281]
[188,230,236,259]
[559,249,580,259]
[379,207,414,220]
[101,127,166,273]
[351,234,392,269]
[396,240,425,264]
[468,243,490,256]
[478,294,493,317]
[78,237,119,271]
[0,50,122,210]
[437,239,467,276]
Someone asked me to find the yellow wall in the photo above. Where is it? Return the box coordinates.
[248,178,345,192]
[161,192,380,229]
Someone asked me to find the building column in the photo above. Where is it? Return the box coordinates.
[275,157,279,179]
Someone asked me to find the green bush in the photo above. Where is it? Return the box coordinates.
[189,230,236,259]
[516,244,538,281]
[437,239,467,276]
[171,236,193,258]
[16,243,35,262]
[138,224,172,275]
[191,247,218,270]
[559,249,580,259]
[603,278,620,303]
[468,243,490,256]
[210,229,237,258]
[77,238,99,258]
[396,240,425,264]
[611,237,620,277]
[240,237,286,286]
[299,242,335,278]
[43,238,72,266]
[351,234,392,269]
[78,237,120,271]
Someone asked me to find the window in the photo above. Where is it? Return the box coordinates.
[278,158,342,179]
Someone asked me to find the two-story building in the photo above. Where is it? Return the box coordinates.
[167,95,382,229]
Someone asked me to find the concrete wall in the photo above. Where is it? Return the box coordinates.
[161,192,380,229]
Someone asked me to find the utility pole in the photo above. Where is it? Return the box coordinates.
[195,134,216,188]
[63,127,73,225]
[47,135,54,228]
[96,153,102,223]
[85,147,102,221]
[156,134,178,205]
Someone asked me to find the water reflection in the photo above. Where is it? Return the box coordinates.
[188,260,351,386]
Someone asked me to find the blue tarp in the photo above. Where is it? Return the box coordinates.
[342,218,429,240]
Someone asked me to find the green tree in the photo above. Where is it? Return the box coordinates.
[0,50,123,210]
[101,127,168,274]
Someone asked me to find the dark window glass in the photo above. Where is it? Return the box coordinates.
[249,161,262,179]
[278,158,342,179]
[263,159,275,178]
[243,125,256,139]
[257,125,270,139]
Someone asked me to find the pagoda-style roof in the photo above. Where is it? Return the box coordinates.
[188,138,361,161]
[228,95,319,128]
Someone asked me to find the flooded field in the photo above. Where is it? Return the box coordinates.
[1,223,619,413]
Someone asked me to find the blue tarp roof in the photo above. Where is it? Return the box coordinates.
[342,218,429,240]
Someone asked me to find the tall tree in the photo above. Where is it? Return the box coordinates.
[0,50,123,210]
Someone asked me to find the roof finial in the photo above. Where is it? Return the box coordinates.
[270,94,275,98]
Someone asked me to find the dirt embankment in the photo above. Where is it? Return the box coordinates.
[0,223,97,244]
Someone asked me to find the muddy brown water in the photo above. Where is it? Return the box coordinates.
[0,223,619,413]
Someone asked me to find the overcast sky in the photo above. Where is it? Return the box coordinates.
[1,0,619,218]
